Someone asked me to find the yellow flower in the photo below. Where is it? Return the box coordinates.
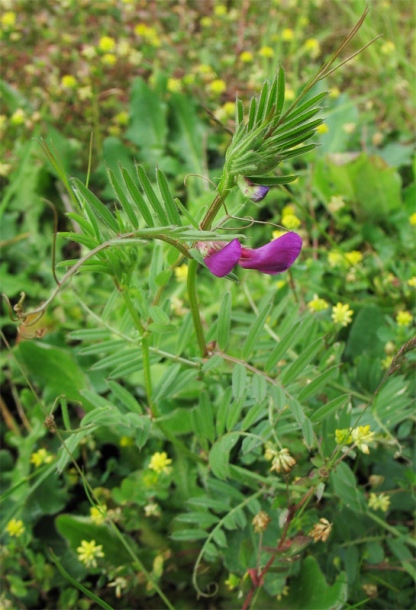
[0,163,11,176]
[272,229,286,239]
[167,78,182,93]
[276,280,286,290]
[239,51,253,63]
[6,519,25,538]
[148,451,172,474]
[78,85,93,100]
[114,111,129,126]
[119,435,134,447]
[222,101,235,117]
[175,264,188,281]
[368,492,390,512]
[409,212,416,226]
[285,87,295,101]
[77,540,104,568]
[281,214,301,230]
[225,573,240,591]
[134,24,160,46]
[30,448,53,468]
[270,448,296,473]
[281,204,295,216]
[182,73,195,85]
[316,123,329,135]
[309,518,332,542]
[259,46,274,58]
[303,38,320,58]
[381,40,395,55]
[90,505,107,525]
[328,251,344,268]
[10,109,25,125]
[281,28,294,41]
[200,16,212,27]
[407,277,416,287]
[329,87,340,99]
[98,36,116,52]
[1,11,16,27]
[396,311,413,326]
[308,295,329,312]
[331,303,353,327]
[335,428,352,445]
[214,5,227,16]
[101,53,117,66]
[61,74,77,89]
[252,510,271,533]
[351,425,375,454]
[381,355,393,370]
[345,251,363,266]
[209,79,227,94]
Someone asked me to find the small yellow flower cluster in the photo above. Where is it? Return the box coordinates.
[134,24,161,47]
[6,519,25,538]
[225,573,240,591]
[265,447,296,473]
[380,40,395,55]
[336,425,375,454]
[10,109,26,125]
[396,311,413,327]
[328,251,344,268]
[303,38,320,58]
[144,501,161,517]
[335,428,352,445]
[409,212,416,226]
[308,295,329,313]
[259,46,274,58]
[30,448,53,468]
[90,505,107,525]
[200,16,212,28]
[61,74,77,89]
[175,264,188,281]
[119,436,134,447]
[214,5,227,16]
[316,123,329,135]
[209,79,227,94]
[114,111,129,126]
[281,28,294,42]
[252,510,271,533]
[368,492,390,512]
[239,51,253,63]
[167,78,182,93]
[344,251,363,266]
[331,302,353,327]
[309,518,332,542]
[328,195,345,212]
[101,53,117,66]
[280,204,301,230]
[407,277,416,288]
[1,11,16,27]
[98,36,116,52]
[148,451,172,475]
[77,539,104,568]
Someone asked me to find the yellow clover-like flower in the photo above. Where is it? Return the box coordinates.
[77,539,104,568]
[30,448,53,468]
[351,425,375,454]
[396,311,413,327]
[309,518,332,542]
[331,302,353,327]
[308,295,329,313]
[368,492,390,512]
[148,451,172,474]
[6,519,25,538]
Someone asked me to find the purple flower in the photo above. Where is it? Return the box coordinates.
[237,176,270,202]
[202,232,302,278]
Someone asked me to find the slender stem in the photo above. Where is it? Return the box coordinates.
[186,259,207,357]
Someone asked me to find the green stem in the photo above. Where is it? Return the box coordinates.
[200,171,235,231]
[187,259,207,357]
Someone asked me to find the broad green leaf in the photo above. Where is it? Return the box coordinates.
[310,395,350,423]
[71,178,119,233]
[107,380,143,414]
[243,301,272,359]
[217,292,231,351]
[279,556,347,610]
[152,364,181,402]
[209,433,240,480]
[170,529,208,541]
[175,512,219,527]
[330,461,366,513]
[298,366,339,401]
[226,398,245,432]
[187,497,230,513]
[232,363,247,400]
[192,392,216,443]
[281,337,322,386]
[216,387,232,436]
[251,374,267,403]
[265,321,301,372]
[301,417,315,448]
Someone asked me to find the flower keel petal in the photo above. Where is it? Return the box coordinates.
[204,239,242,277]
[239,232,302,274]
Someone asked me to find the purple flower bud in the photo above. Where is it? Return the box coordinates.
[203,232,302,278]
[237,176,270,202]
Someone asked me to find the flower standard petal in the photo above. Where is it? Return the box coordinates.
[204,239,242,277]
[239,232,302,274]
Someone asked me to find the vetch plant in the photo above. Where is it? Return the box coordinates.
[2,8,415,610]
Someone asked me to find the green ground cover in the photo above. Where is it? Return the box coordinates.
[1,1,415,608]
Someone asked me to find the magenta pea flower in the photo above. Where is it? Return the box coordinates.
[237,176,270,202]
[199,232,302,278]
